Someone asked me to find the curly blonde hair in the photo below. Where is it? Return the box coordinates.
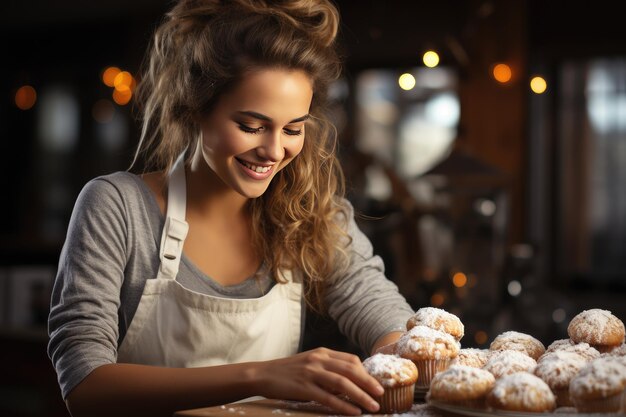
[132,0,349,311]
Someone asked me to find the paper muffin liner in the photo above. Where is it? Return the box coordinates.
[572,391,622,413]
[377,383,415,414]
[413,358,452,388]
[553,388,573,407]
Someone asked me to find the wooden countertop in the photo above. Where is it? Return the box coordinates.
[174,399,443,417]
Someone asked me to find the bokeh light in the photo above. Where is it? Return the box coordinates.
[398,73,416,90]
[493,63,512,83]
[423,50,440,68]
[430,291,445,307]
[475,331,488,345]
[15,85,37,110]
[530,76,547,94]
[102,67,121,87]
[452,272,468,288]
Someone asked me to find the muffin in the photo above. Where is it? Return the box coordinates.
[450,348,491,369]
[482,350,537,379]
[534,351,588,407]
[362,353,417,414]
[406,307,464,342]
[396,325,459,388]
[489,331,546,360]
[426,365,495,409]
[542,339,600,362]
[567,309,626,353]
[601,343,626,358]
[569,356,626,413]
[486,372,556,412]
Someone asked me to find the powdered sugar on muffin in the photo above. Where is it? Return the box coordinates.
[567,309,625,350]
[396,325,460,361]
[406,307,464,342]
[362,353,418,388]
[489,331,545,360]
[569,356,626,412]
[450,348,491,369]
[483,350,537,379]
[487,372,556,412]
[427,365,495,404]
[541,340,600,362]
[535,351,588,389]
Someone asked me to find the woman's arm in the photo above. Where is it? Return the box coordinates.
[370,331,404,355]
[67,348,384,417]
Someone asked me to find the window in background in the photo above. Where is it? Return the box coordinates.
[557,58,626,284]
[355,67,459,187]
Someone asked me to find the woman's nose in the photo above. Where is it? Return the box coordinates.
[257,130,285,162]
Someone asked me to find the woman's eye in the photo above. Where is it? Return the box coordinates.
[284,128,303,136]
[238,123,263,134]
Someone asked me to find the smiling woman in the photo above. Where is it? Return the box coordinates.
[46,1,415,417]
[196,69,312,199]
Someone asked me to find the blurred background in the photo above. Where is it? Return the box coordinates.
[1,0,625,415]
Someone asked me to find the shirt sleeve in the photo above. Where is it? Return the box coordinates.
[324,199,414,355]
[47,177,128,399]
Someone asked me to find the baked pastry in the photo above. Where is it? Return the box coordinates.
[450,348,491,369]
[567,309,625,353]
[489,331,545,360]
[426,365,495,408]
[395,325,459,388]
[534,351,588,407]
[541,339,600,362]
[406,307,464,342]
[482,350,537,379]
[569,356,626,413]
[601,343,626,359]
[486,371,556,412]
[362,353,417,413]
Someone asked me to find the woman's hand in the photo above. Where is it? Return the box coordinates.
[246,348,384,415]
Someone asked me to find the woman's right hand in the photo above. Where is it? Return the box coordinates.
[245,347,384,415]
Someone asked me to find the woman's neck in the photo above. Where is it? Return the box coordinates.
[186,150,248,223]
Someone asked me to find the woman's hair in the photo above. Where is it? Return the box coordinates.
[133,0,349,312]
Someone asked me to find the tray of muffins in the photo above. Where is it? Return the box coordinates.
[363,307,626,415]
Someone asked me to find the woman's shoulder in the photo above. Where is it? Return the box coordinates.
[76,171,148,210]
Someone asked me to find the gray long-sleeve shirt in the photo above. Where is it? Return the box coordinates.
[47,171,414,399]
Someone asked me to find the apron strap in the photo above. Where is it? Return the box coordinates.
[157,152,189,280]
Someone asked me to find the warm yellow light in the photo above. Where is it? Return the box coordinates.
[15,85,37,110]
[102,67,121,87]
[423,50,440,68]
[452,272,468,288]
[430,292,445,307]
[113,88,133,105]
[475,331,488,345]
[398,73,416,90]
[114,71,135,92]
[493,63,512,83]
[530,76,547,94]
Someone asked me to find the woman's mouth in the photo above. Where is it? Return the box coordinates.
[236,158,275,180]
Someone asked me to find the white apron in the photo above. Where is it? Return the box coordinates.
[117,153,302,367]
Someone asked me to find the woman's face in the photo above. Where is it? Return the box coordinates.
[198,69,313,199]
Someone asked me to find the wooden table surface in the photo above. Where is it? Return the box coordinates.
[174,399,445,417]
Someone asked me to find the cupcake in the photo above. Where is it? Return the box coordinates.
[482,350,537,379]
[426,365,495,409]
[395,325,459,388]
[450,348,491,369]
[487,372,556,412]
[541,339,600,362]
[567,309,625,353]
[406,307,464,342]
[569,356,626,413]
[489,331,545,360]
[534,351,588,407]
[362,353,417,414]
